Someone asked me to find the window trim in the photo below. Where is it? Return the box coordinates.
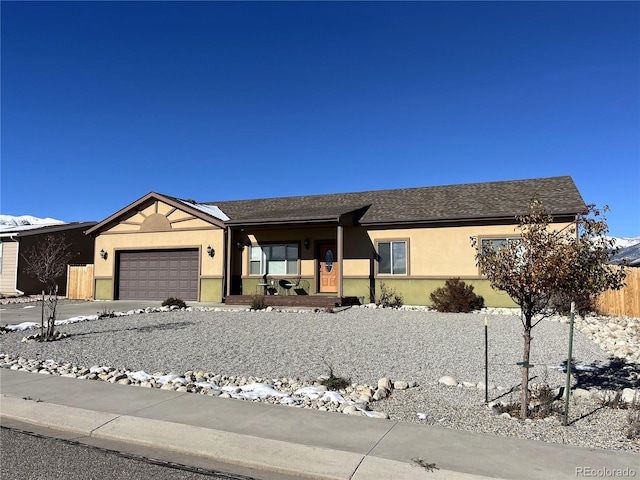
[375,239,409,276]
[249,242,300,276]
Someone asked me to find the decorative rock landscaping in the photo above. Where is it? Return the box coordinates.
[1,302,639,453]
[0,354,420,419]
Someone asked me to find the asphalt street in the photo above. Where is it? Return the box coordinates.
[0,427,258,480]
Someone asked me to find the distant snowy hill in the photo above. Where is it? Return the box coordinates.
[610,237,640,267]
[0,214,65,232]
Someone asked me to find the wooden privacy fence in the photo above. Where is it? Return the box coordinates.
[66,264,94,300]
[597,267,640,318]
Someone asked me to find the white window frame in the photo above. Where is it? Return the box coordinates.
[376,240,407,275]
[249,243,299,276]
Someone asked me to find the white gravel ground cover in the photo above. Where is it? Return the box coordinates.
[1,307,638,453]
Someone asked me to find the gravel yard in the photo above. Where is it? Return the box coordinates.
[1,306,639,453]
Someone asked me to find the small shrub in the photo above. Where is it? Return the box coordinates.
[250,295,266,310]
[162,297,187,309]
[550,292,596,317]
[599,390,625,409]
[376,282,404,308]
[494,383,562,420]
[321,368,350,391]
[626,397,640,440]
[529,383,561,419]
[97,307,116,319]
[429,278,484,313]
[320,359,350,391]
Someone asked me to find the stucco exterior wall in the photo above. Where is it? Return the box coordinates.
[339,224,523,279]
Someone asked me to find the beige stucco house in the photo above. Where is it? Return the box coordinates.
[85,176,586,308]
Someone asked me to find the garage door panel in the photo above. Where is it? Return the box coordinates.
[118,250,198,301]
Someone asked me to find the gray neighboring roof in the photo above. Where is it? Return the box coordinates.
[210,176,586,227]
[610,243,640,267]
[0,222,97,238]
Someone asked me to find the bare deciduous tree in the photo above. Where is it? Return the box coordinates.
[471,199,626,419]
[21,234,77,340]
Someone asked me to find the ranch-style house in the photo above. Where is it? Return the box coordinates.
[85,176,586,308]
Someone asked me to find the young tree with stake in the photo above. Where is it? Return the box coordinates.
[471,199,626,419]
[21,234,77,341]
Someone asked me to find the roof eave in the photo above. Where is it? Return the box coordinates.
[360,211,582,227]
[226,216,342,227]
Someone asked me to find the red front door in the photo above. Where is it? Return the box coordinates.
[319,243,338,293]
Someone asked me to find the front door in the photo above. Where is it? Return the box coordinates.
[319,242,338,293]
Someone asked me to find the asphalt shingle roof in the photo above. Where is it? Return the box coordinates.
[208,176,586,226]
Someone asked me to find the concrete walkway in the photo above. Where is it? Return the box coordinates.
[1,369,637,480]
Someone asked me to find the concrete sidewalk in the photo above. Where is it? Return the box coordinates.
[1,370,637,479]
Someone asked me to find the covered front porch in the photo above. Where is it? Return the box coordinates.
[223,203,372,307]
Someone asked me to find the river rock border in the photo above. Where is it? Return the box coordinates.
[0,354,419,420]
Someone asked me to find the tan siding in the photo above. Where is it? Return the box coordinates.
[0,241,19,295]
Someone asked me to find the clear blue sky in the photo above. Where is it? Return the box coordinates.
[2,1,639,237]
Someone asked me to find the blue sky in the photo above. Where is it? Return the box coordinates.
[2,1,638,237]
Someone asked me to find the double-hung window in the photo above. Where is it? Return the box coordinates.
[250,244,299,275]
[377,240,407,275]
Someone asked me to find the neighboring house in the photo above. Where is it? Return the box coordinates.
[85,176,586,308]
[609,240,640,267]
[0,222,97,297]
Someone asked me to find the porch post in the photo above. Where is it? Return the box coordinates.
[225,228,232,298]
[337,225,344,299]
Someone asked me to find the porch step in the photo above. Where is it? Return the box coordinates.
[225,295,345,309]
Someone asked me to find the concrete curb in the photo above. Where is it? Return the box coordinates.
[0,395,119,435]
[94,415,363,480]
[1,395,484,480]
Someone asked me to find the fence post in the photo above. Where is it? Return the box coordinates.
[563,301,576,426]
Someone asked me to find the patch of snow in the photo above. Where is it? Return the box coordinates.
[177,200,229,221]
[3,322,39,332]
[0,214,65,232]
[294,386,323,400]
[321,390,346,404]
[130,371,154,382]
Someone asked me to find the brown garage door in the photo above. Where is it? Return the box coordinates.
[117,249,199,301]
